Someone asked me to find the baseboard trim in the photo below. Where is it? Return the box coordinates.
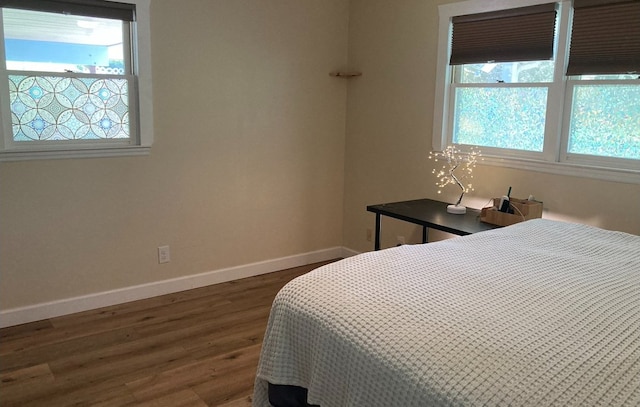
[341,247,361,258]
[0,246,359,328]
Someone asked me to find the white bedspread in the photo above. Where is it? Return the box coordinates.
[254,219,640,406]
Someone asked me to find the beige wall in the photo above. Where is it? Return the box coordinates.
[1,0,638,313]
[0,0,349,310]
[342,0,640,252]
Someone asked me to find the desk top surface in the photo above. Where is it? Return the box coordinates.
[367,198,499,236]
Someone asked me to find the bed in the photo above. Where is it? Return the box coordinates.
[253,219,640,406]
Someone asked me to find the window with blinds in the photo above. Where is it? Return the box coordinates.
[450,4,558,65]
[448,4,559,156]
[433,0,640,178]
[0,0,153,161]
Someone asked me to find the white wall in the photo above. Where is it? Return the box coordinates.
[0,0,349,312]
[342,0,640,252]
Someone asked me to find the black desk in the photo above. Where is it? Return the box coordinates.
[366,198,499,250]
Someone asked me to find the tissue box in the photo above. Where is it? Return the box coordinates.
[480,197,543,227]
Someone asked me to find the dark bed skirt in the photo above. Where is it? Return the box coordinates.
[268,383,320,407]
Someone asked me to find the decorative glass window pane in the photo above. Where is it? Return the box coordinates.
[453,87,547,152]
[568,84,640,160]
[9,74,130,141]
[3,8,125,75]
[0,1,149,160]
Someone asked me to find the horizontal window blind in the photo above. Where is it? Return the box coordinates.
[450,3,557,65]
[567,0,640,75]
[0,0,134,21]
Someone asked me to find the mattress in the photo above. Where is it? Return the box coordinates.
[254,219,640,406]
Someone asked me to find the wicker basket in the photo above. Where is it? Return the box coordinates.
[480,197,543,227]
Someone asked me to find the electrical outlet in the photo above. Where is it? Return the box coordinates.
[397,236,406,246]
[158,245,170,264]
[366,228,373,242]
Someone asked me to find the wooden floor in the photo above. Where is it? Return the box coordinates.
[0,260,334,406]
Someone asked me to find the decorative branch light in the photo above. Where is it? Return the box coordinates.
[428,145,481,214]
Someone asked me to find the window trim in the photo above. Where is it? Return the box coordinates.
[433,0,640,185]
[0,0,153,162]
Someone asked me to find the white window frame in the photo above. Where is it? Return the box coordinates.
[0,0,153,161]
[433,0,640,184]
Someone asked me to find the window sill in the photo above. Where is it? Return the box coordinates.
[480,155,640,185]
[0,146,151,162]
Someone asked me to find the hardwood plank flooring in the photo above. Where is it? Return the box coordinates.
[0,260,336,406]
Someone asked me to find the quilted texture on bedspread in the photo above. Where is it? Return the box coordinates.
[254,219,640,406]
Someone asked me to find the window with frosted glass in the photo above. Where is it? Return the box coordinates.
[453,86,547,152]
[9,75,130,141]
[2,5,135,144]
[436,0,640,176]
[452,61,552,152]
[568,83,640,160]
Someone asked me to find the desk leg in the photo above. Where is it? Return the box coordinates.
[422,226,428,244]
[374,213,381,251]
